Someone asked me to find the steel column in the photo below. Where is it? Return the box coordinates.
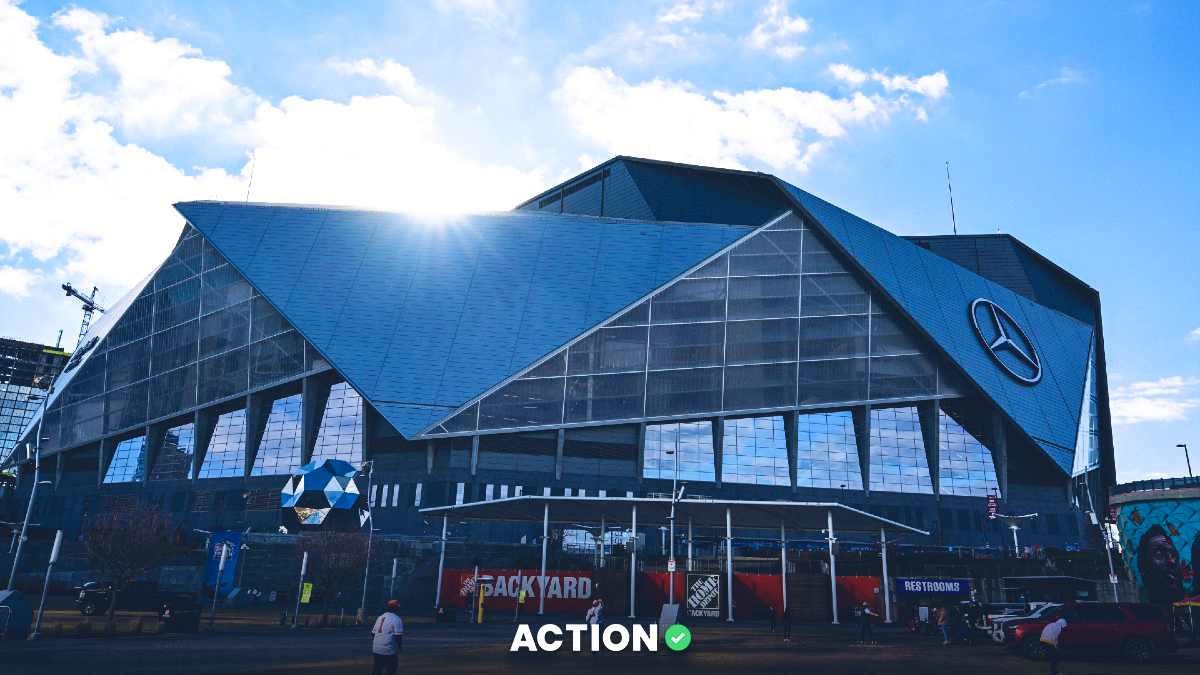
[726,507,734,622]
[828,509,839,624]
[539,502,549,615]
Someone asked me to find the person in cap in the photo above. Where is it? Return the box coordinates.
[371,599,403,675]
[859,602,877,644]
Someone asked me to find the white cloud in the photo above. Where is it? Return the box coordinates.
[0,1,546,305]
[1186,327,1200,341]
[658,1,726,24]
[329,58,434,102]
[555,66,928,172]
[0,265,39,297]
[829,63,949,99]
[746,0,809,59]
[1111,376,1200,424]
[432,0,513,29]
[1019,66,1086,98]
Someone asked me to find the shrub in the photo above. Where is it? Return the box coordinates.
[303,616,311,627]
[131,618,144,636]
[155,620,168,635]
[53,622,63,637]
[76,620,92,638]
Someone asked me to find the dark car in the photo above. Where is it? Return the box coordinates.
[1004,602,1177,663]
[75,580,197,616]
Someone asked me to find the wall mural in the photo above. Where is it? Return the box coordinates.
[1116,498,1200,606]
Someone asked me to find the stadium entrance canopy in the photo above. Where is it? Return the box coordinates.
[421,496,928,623]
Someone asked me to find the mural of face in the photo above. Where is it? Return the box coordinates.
[1137,525,1184,605]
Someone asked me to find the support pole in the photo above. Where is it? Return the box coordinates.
[8,441,39,591]
[539,502,549,615]
[599,516,606,569]
[389,557,398,600]
[687,518,693,571]
[208,544,228,631]
[780,521,787,619]
[880,527,891,623]
[630,503,638,618]
[725,507,734,621]
[828,509,839,625]
[292,551,307,629]
[29,529,62,640]
[434,517,447,609]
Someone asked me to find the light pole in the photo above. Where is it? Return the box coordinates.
[357,460,374,624]
[8,370,59,590]
[664,448,685,605]
[29,529,62,640]
[1178,444,1192,478]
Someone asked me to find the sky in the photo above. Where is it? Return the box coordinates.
[0,0,1196,483]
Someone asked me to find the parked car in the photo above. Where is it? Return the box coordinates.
[1003,603,1177,663]
[75,580,197,616]
[991,603,1061,643]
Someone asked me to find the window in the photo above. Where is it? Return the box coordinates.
[381,484,390,506]
[414,483,423,506]
[104,436,146,483]
[198,409,247,478]
[643,421,716,482]
[721,416,789,486]
[938,408,999,497]
[796,411,863,489]
[251,394,303,476]
[370,484,378,507]
[868,407,933,494]
[485,484,494,500]
[311,382,363,464]
[392,484,400,507]
[455,482,465,505]
[150,422,195,481]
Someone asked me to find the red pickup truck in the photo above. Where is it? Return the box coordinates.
[1003,602,1177,664]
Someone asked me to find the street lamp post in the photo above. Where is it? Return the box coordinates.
[1178,444,1192,478]
[664,448,684,606]
[357,460,374,624]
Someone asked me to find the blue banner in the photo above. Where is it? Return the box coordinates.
[203,530,242,596]
[896,578,970,595]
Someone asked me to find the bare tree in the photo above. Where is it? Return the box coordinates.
[82,504,183,632]
[297,531,368,624]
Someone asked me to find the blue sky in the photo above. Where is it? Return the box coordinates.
[0,0,1196,481]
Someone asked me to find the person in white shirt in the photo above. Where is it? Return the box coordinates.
[1039,617,1068,675]
[371,599,404,675]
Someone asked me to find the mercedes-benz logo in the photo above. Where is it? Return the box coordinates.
[970,298,1041,384]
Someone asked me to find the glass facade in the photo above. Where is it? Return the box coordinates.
[868,407,933,494]
[1,339,68,463]
[252,394,303,476]
[38,226,310,454]
[311,382,363,464]
[103,436,146,483]
[721,416,790,486]
[938,409,1000,497]
[643,421,716,482]
[149,422,195,481]
[796,411,863,489]
[197,409,246,478]
[437,212,955,435]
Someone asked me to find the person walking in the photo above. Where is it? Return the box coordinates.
[1039,617,1067,675]
[769,605,777,633]
[371,599,403,675]
[937,605,953,644]
[593,598,604,625]
[782,606,793,643]
[859,602,877,645]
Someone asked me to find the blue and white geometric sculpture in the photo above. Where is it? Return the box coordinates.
[281,459,369,528]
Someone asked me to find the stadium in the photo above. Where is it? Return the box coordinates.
[3,157,1115,613]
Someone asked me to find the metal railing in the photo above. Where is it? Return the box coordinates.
[1112,476,1200,496]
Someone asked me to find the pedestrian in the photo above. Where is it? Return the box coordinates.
[371,599,403,675]
[859,602,877,644]
[593,598,604,625]
[1039,617,1067,675]
[1023,546,1032,559]
[769,605,777,633]
[782,606,793,642]
[937,605,953,644]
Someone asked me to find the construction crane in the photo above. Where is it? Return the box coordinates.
[62,283,106,349]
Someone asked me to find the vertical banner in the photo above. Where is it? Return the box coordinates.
[986,495,998,518]
[203,530,242,596]
[685,573,722,619]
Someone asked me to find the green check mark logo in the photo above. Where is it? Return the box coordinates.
[664,624,691,651]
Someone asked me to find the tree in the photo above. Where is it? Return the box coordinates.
[297,531,368,624]
[82,504,184,632]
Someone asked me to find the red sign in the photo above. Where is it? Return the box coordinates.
[986,495,998,518]
[439,569,594,613]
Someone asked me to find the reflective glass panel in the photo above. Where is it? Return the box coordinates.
[150,422,195,481]
[565,372,645,423]
[311,382,363,463]
[796,411,863,489]
[868,407,933,494]
[721,416,790,486]
[252,394,303,476]
[1072,341,1100,476]
[103,436,146,483]
[645,368,722,417]
[723,362,796,411]
[198,409,247,478]
[648,322,725,369]
[650,277,726,323]
[939,409,999,497]
[478,377,564,430]
[643,421,716,482]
